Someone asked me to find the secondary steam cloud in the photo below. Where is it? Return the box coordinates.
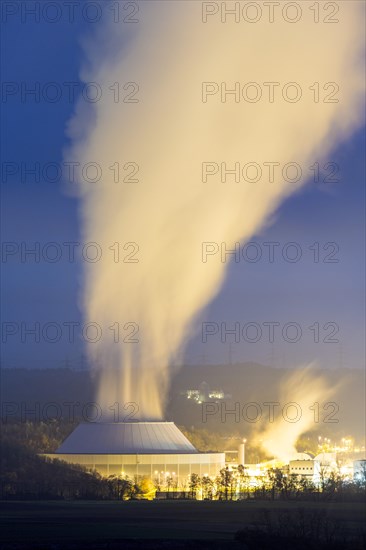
[256,364,337,462]
[66,2,365,419]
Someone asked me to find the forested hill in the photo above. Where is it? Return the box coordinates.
[1,364,364,438]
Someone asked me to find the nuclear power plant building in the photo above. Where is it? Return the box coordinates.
[44,421,225,484]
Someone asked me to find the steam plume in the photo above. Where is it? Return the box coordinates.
[256,364,337,462]
[66,2,365,419]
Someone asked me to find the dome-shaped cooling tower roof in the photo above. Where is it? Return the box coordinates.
[56,421,198,454]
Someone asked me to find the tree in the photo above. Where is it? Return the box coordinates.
[267,468,290,500]
[120,477,134,500]
[136,477,156,500]
[217,467,235,500]
[189,473,201,499]
[201,475,214,500]
[237,464,251,499]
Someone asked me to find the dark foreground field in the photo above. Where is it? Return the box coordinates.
[1,500,366,550]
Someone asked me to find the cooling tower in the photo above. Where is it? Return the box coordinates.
[45,421,225,484]
[56,421,198,454]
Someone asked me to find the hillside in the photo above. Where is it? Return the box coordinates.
[1,364,364,439]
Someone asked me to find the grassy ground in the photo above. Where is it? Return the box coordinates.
[1,499,365,549]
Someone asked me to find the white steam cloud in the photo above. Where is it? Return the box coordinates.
[256,364,338,462]
[66,2,365,419]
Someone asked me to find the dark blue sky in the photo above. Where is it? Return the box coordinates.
[1,6,365,370]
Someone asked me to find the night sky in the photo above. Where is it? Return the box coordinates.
[1,6,365,371]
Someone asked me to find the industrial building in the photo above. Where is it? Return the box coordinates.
[289,459,319,480]
[288,453,340,485]
[44,421,225,485]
